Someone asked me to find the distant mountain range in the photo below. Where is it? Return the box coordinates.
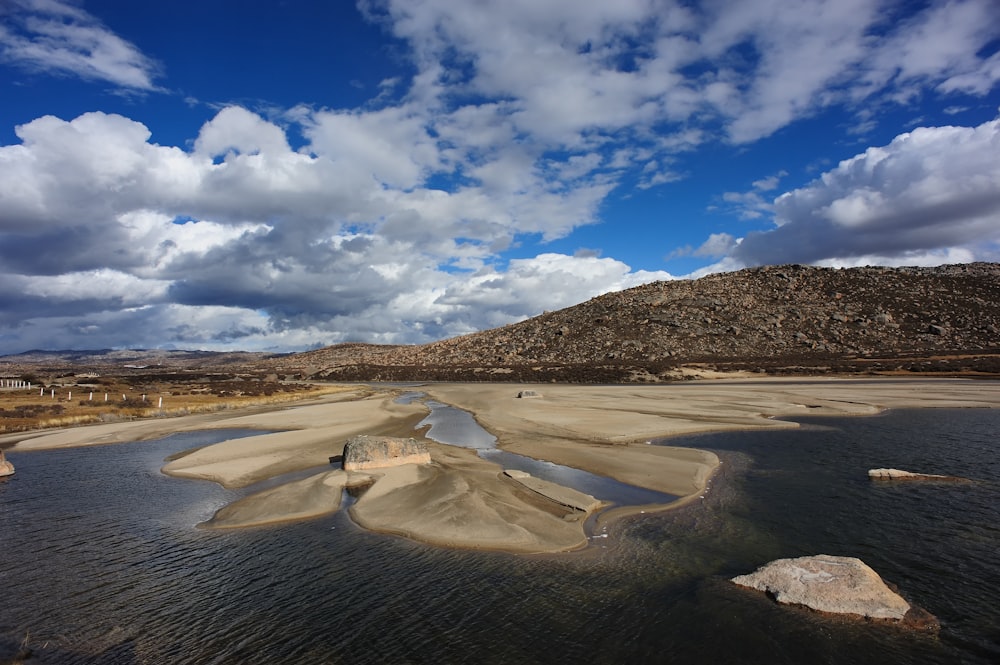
[0,348,279,371]
[4,263,999,382]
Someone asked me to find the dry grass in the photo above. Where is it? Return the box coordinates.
[0,379,351,434]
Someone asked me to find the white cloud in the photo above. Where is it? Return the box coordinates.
[731,116,1000,265]
[0,105,662,352]
[17,268,169,304]
[194,106,291,159]
[435,253,674,327]
[300,104,441,189]
[694,233,739,258]
[0,0,161,90]
[864,0,1000,99]
[1,1,999,353]
[718,171,788,220]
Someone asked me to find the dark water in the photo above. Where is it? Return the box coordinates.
[1,409,998,664]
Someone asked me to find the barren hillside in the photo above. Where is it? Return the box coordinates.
[4,263,998,384]
[281,263,1000,382]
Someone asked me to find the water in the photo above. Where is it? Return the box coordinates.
[417,399,676,507]
[1,409,998,663]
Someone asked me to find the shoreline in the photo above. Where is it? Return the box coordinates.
[6,377,1000,554]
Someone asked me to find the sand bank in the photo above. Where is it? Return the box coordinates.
[8,378,1000,554]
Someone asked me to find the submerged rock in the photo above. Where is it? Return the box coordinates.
[502,469,602,513]
[342,435,431,471]
[731,555,936,629]
[868,468,967,482]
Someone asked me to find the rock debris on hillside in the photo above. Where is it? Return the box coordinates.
[280,263,1000,382]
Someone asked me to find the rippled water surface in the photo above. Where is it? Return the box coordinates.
[1,409,998,664]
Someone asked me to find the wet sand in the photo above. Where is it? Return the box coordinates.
[8,378,1000,554]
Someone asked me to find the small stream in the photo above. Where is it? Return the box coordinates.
[412,395,678,511]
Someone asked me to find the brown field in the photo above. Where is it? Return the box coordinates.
[0,373,352,435]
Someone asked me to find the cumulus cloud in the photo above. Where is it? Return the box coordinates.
[370,0,1000,151]
[719,171,789,221]
[731,116,1000,265]
[1,1,998,353]
[430,253,673,334]
[0,0,161,90]
[0,104,662,352]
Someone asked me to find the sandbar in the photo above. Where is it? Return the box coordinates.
[6,378,1000,554]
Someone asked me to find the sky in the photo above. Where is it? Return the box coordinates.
[1,0,999,355]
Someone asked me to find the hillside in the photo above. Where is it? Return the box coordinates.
[2,263,998,384]
[280,263,1000,382]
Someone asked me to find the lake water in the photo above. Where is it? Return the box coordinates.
[1,408,998,664]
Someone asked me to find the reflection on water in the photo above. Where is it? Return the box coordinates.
[1,410,998,663]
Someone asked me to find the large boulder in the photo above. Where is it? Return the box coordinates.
[0,451,13,477]
[731,555,935,628]
[342,435,431,471]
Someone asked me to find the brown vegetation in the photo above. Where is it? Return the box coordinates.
[0,373,347,434]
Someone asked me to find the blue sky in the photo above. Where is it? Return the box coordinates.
[1,0,999,354]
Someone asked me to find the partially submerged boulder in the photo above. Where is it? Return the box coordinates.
[0,450,13,477]
[342,435,431,471]
[732,555,937,629]
[868,468,967,482]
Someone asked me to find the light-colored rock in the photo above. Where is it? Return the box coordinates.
[502,469,602,513]
[503,469,530,479]
[0,450,13,477]
[342,435,431,471]
[731,555,912,621]
[868,468,966,482]
[517,390,542,398]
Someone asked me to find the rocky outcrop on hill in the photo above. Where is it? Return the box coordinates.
[284,263,1000,382]
[732,555,937,629]
[342,436,431,471]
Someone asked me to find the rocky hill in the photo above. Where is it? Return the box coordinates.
[280,263,1000,382]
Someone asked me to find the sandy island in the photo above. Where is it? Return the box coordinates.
[6,378,1000,554]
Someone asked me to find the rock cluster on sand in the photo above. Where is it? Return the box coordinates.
[731,555,935,628]
[868,467,967,481]
[342,435,431,471]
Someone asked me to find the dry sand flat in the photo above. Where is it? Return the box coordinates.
[7,378,1000,553]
